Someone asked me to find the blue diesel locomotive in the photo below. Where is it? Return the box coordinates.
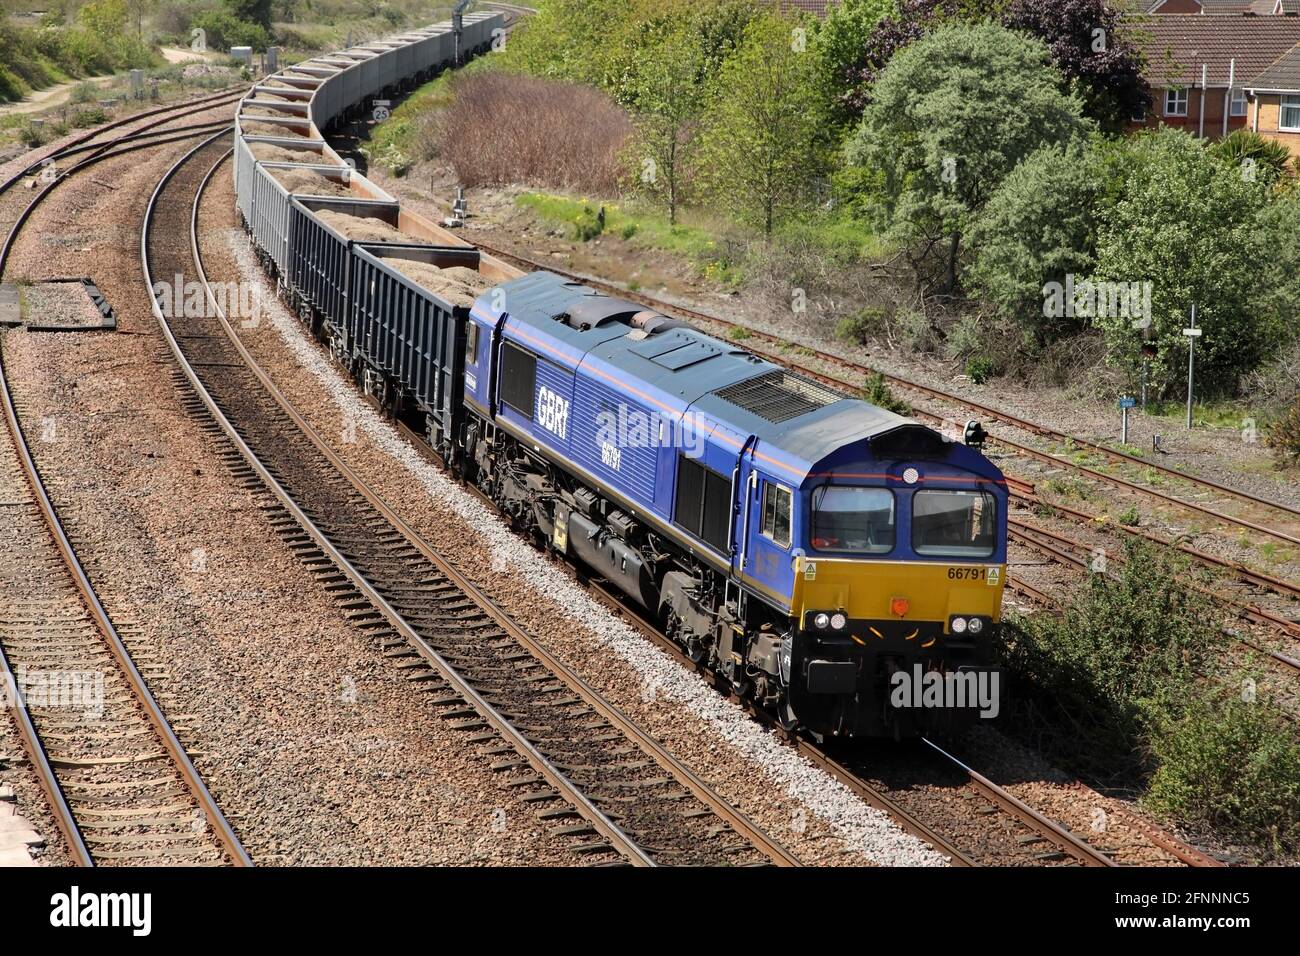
[232,16,1008,738]
[460,273,1008,737]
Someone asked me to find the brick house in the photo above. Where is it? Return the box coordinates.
[1143,0,1298,12]
[1245,45,1300,151]
[1127,15,1300,139]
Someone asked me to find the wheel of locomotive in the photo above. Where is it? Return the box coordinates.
[776,697,800,736]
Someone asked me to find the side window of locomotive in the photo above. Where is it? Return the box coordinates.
[911,489,997,558]
[465,322,479,366]
[498,341,537,419]
[760,482,792,548]
[675,455,732,554]
[811,486,895,554]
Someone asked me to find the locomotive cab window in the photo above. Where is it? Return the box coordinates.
[465,322,480,366]
[761,482,792,548]
[912,489,996,558]
[811,486,895,554]
[498,341,537,419]
[674,455,732,554]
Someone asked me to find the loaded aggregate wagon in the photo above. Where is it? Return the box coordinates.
[234,135,345,237]
[244,157,394,283]
[284,195,489,343]
[350,244,496,459]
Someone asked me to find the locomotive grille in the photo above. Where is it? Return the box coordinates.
[713,370,843,424]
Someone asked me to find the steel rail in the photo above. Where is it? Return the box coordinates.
[918,738,1117,867]
[0,121,236,279]
[0,86,244,197]
[0,126,253,865]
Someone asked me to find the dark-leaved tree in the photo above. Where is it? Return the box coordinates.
[1001,0,1148,134]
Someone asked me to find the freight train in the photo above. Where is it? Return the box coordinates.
[231,13,1009,738]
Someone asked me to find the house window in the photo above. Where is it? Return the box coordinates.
[761,482,792,548]
[1281,95,1300,132]
[1164,88,1188,117]
[1131,104,1147,123]
[1230,89,1247,117]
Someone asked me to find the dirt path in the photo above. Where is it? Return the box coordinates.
[0,75,116,119]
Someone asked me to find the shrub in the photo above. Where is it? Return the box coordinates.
[835,307,887,345]
[965,356,996,384]
[429,73,632,195]
[1002,539,1215,767]
[192,10,271,52]
[1266,393,1300,467]
[861,372,911,415]
[1146,690,1300,855]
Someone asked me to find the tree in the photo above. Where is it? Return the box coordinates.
[814,0,897,127]
[78,0,128,36]
[967,140,1112,341]
[844,23,1092,296]
[1001,0,1149,134]
[627,27,705,224]
[1091,129,1272,396]
[1250,190,1300,359]
[225,0,273,32]
[696,14,829,238]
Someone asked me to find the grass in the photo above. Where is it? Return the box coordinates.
[516,191,743,285]
[1147,398,1257,431]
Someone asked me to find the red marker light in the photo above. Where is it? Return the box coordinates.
[891,597,910,617]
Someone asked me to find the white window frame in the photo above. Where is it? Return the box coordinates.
[1281,94,1300,132]
[1230,89,1247,117]
[1164,88,1188,117]
[1131,103,1147,123]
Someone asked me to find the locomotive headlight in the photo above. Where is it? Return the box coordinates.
[967,617,985,635]
[830,612,847,631]
[813,612,831,630]
[950,616,968,634]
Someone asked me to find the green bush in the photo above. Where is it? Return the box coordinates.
[965,356,996,384]
[192,10,271,53]
[1002,539,1214,764]
[861,372,911,415]
[1146,690,1300,855]
[835,307,886,345]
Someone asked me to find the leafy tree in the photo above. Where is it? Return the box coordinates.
[224,0,272,32]
[696,14,830,238]
[967,140,1112,340]
[78,0,128,35]
[1251,190,1300,353]
[627,27,705,224]
[834,0,1006,119]
[814,0,897,127]
[1091,129,1272,396]
[1001,0,1149,133]
[844,23,1092,295]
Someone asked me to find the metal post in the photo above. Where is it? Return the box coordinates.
[1141,360,1148,412]
[1123,405,1130,445]
[1198,63,1207,138]
[1184,305,1199,430]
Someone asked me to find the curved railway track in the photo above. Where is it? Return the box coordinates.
[147,133,799,868]
[467,241,1300,585]
[0,120,250,862]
